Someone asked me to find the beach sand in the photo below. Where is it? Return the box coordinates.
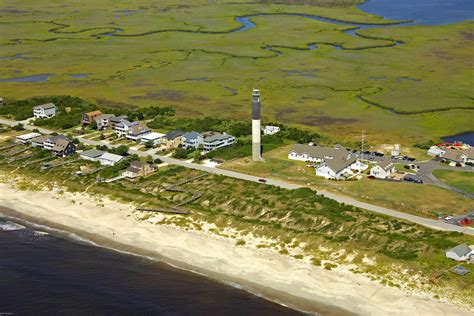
[0,183,471,315]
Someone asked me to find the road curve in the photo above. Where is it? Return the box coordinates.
[1,118,473,235]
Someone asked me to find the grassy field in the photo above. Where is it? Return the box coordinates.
[222,144,474,218]
[1,0,473,148]
[433,170,474,195]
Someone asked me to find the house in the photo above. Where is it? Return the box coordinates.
[31,135,50,148]
[33,103,57,119]
[98,152,125,166]
[52,139,76,157]
[95,114,115,130]
[315,155,358,180]
[427,146,445,157]
[108,115,129,130]
[126,126,151,142]
[461,148,474,164]
[115,119,139,138]
[446,244,473,261]
[263,125,280,135]
[202,131,236,152]
[82,110,102,126]
[163,130,184,150]
[370,160,395,179]
[80,149,105,162]
[16,132,41,144]
[139,132,165,145]
[122,161,156,179]
[182,131,203,149]
[43,135,70,151]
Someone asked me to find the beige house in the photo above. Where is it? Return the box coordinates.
[162,130,184,150]
[123,161,156,179]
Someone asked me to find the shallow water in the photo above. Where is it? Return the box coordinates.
[443,132,474,146]
[0,74,51,83]
[0,217,301,315]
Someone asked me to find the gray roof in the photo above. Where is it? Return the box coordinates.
[96,114,114,121]
[202,131,234,143]
[31,135,49,144]
[100,152,124,163]
[165,130,184,140]
[52,139,73,152]
[80,149,105,159]
[183,131,202,141]
[34,103,56,110]
[46,134,70,144]
[126,166,141,174]
[324,155,357,174]
[290,144,350,161]
[109,115,128,123]
[448,244,472,257]
[128,126,149,135]
[377,160,394,170]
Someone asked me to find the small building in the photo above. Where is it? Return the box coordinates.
[139,132,165,145]
[446,244,473,261]
[98,152,125,166]
[315,155,358,180]
[126,126,151,142]
[427,146,445,157]
[33,103,57,119]
[31,135,50,148]
[122,161,156,179]
[80,149,105,162]
[16,132,41,144]
[202,131,236,152]
[370,160,395,179]
[82,110,102,126]
[461,147,474,164]
[391,144,401,157]
[163,130,184,150]
[263,125,280,135]
[182,131,203,149]
[95,114,115,130]
[52,139,76,157]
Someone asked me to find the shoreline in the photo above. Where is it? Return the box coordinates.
[0,183,471,315]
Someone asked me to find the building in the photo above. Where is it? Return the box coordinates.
[16,132,41,144]
[82,110,102,126]
[182,131,203,149]
[315,155,358,180]
[446,244,473,261]
[289,144,351,163]
[122,161,156,179]
[115,119,139,138]
[139,132,165,145]
[370,160,395,179]
[126,126,151,141]
[51,138,76,157]
[462,148,474,164]
[442,149,465,165]
[202,132,236,152]
[0,97,4,106]
[33,103,57,119]
[428,146,445,157]
[80,149,105,162]
[263,125,280,135]
[95,114,115,130]
[31,135,50,148]
[98,152,124,166]
[391,144,401,157]
[109,115,129,130]
[252,89,262,161]
[43,135,70,151]
[163,130,184,150]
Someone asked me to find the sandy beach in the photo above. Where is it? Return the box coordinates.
[0,183,471,316]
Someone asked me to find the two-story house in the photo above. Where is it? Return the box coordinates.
[81,110,102,126]
[33,103,57,119]
[163,130,184,150]
[202,132,236,152]
[182,131,204,149]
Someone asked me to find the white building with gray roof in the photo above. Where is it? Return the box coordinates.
[446,244,473,261]
[202,131,235,152]
[33,103,57,119]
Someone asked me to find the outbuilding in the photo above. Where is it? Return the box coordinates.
[98,152,124,166]
[446,244,473,261]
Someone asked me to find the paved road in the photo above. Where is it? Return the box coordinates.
[2,117,473,235]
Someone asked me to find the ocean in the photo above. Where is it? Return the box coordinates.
[0,217,301,315]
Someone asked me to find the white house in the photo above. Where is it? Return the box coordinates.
[16,132,41,144]
[126,126,151,141]
[98,152,125,166]
[263,125,280,135]
[182,131,204,149]
[446,244,473,261]
[289,144,351,163]
[202,132,236,152]
[115,120,139,138]
[139,132,165,145]
[315,155,358,180]
[95,114,115,130]
[33,103,57,119]
[370,160,395,179]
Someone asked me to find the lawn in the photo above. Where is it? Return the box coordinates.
[433,170,474,195]
[0,0,472,148]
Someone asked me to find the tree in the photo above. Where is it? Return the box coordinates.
[77,143,86,150]
[13,123,24,131]
[154,158,162,164]
[99,133,105,140]
[145,140,154,149]
[172,148,193,159]
[113,145,129,156]
[145,155,153,164]
[90,120,97,130]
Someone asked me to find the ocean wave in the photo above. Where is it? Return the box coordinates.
[0,220,26,231]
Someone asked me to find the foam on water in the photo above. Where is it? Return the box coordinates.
[0,220,26,231]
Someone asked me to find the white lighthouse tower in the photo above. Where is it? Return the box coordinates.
[252,88,262,161]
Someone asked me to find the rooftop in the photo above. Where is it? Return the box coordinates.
[34,103,56,110]
[140,132,165,141]
[165,130,184,140]
[202,131,234,143]
[100,152,124,163]
[80,149,105,158]
[448,244,472,257]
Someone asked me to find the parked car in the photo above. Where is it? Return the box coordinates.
[367,175,376,179]
[258,178,267,183]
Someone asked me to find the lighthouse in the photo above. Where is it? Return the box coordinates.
[252,88,262,161]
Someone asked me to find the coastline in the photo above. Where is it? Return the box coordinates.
[0,183,471,316]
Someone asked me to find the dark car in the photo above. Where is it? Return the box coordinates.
[414,179,423,184]
[368,175,376,179]
[258,179,267,183]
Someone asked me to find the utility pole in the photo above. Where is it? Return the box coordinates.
[361,130,365,161]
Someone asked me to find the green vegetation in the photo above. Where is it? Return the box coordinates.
[1,0,472,147]
[433,170,474,194]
